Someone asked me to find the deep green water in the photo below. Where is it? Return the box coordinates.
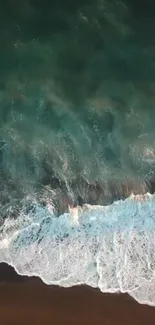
[0,1,155,212]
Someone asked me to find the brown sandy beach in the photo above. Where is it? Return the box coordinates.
[0,263,155,325]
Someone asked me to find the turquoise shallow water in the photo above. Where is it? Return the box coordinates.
[0,0,155,306]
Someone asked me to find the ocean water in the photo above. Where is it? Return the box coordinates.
[0,0,155,306]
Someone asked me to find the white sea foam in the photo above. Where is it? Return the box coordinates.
[0,193,155,306]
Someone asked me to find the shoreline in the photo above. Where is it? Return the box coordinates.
[0,263,155,325]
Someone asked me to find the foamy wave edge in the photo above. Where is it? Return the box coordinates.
[0,193,155,306]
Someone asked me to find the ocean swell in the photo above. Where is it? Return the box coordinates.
[0,193,155,306]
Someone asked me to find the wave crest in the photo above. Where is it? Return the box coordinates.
[0,193,155,306]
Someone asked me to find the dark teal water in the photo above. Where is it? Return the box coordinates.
[0,0,155,214]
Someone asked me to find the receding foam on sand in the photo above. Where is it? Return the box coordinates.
[0,193,155,306]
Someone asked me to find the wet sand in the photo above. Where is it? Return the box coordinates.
[0,263,155,325]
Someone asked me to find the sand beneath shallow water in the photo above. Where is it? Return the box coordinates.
[0,263,155,325]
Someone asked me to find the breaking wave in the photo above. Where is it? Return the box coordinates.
[0,193,155,306]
